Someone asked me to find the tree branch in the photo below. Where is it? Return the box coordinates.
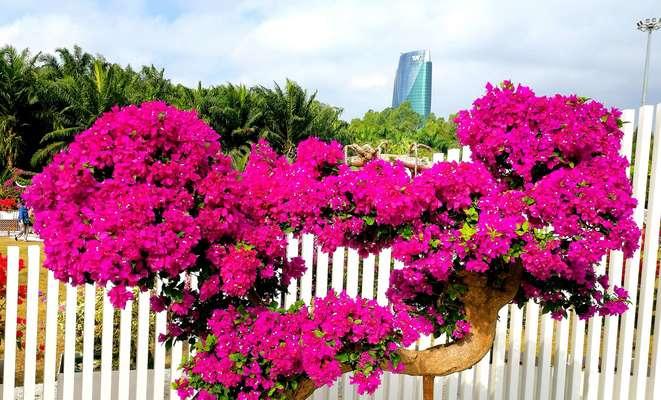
[292,265,522,400]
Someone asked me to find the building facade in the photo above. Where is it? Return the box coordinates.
[391,49,432,118]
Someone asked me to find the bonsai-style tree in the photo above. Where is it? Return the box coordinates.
[25,83,639,400]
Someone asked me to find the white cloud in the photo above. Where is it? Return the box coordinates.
[0,0,659,119]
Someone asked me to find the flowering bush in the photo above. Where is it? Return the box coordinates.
[25,83,639,399]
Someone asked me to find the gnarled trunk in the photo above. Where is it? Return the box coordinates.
[293,266,522,400]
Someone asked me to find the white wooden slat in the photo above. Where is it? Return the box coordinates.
[313,246,330,400]
[2,246,20,400]
[99,285,115,400]
[461,145,472,162]
[460,363,476,400]
[328,246,345,400]
[62,284,78,400]
[401,375,419,400]
[584,259,607,400]
[170,340,184,400]
[490,305,509,400]
[552,317,570,400]
[474,352,490,400]
[285,234,300,308]
[135,290,151,400]
[633,103,661,400]
[153,282,167,400]
[315,248,329,297]
[651,108,661,396]
[522,301,540,400]
[81,284,97,400]
[600,249,624,399]
[331,246,346,292]
[343,248,361,400]
[567,314,585,400]
[22,246,40,400]
[536,313,554,400]
[361,254,375,299]
[653,112,661,394]
[432,153,445,163]
[346,248,360,298]
[301,233,315,304]
[42,270,60,400]
[615,105,654,399]
[117,298,134,400]
[447,148,461,162]
[446,368,459,400]
[601,105,632,397]
[506,304,524,399]
[387,372,403,400]
[376,248,392,307]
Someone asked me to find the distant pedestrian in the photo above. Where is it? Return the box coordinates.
[14,200,30,241]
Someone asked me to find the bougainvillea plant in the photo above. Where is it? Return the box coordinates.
[24,82,639,400]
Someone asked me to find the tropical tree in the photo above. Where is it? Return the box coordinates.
[32,55,133,167]
[254,80,320,157]
[194,84,263,168]
[0,46,45,171]
[340,102,457,154]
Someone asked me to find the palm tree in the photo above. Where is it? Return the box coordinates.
[254,80,319,157]
[0,46,42,171]
[194,84,263,168]
[32,56,133,167]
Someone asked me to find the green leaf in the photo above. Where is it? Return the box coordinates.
[460,223,476,241]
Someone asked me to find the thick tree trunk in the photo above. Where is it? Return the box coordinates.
[292,266,522,400]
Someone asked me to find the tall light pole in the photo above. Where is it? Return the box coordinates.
[637,18,661,105]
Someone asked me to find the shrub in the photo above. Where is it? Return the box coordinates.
[25,83,639,399]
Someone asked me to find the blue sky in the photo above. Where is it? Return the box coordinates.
[0,0,659,119]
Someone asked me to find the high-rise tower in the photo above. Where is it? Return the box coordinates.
[392,50,432,118]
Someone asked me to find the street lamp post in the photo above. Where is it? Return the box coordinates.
[637,18,661,105]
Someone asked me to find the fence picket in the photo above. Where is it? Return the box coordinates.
[315,248,329,298]
[343,248,361,400]
[600,108,636,398]
[153,281,167,400]
[552,317,570,400]
[2,247,19,400]
[42,270,60,400]
[136,290,151,400]
[99,285,115,400]
[301,234,315,305]
[522,301,540,400]
[361,254,375,300]
[651,117,661,400]
[117,299,134,400]
[490,305,509,400]
[506,305,524,399]
[376,248,391,307]
[170,340,183,400]
[632,103,661,400]
[22,246,40,400]
[615,105,654,399]
[584,258,607,400]
[62,284,78,400]
[81,284,96,400]
[568,314,585,399]
[536,313,553,400]
[285,234,300,307]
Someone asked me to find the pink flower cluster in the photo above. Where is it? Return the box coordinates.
[25,82,640,399]
[174,292,402,399]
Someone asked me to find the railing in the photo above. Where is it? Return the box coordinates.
[1,103,661,399]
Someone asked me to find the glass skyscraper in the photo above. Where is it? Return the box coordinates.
[391,50,432,118]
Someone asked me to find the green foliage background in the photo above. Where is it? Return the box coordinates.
[0,45,457,177]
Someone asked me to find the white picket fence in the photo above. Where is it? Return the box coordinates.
[2,104,661,400]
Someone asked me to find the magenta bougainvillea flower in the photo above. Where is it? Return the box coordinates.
[25,82,640,399]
